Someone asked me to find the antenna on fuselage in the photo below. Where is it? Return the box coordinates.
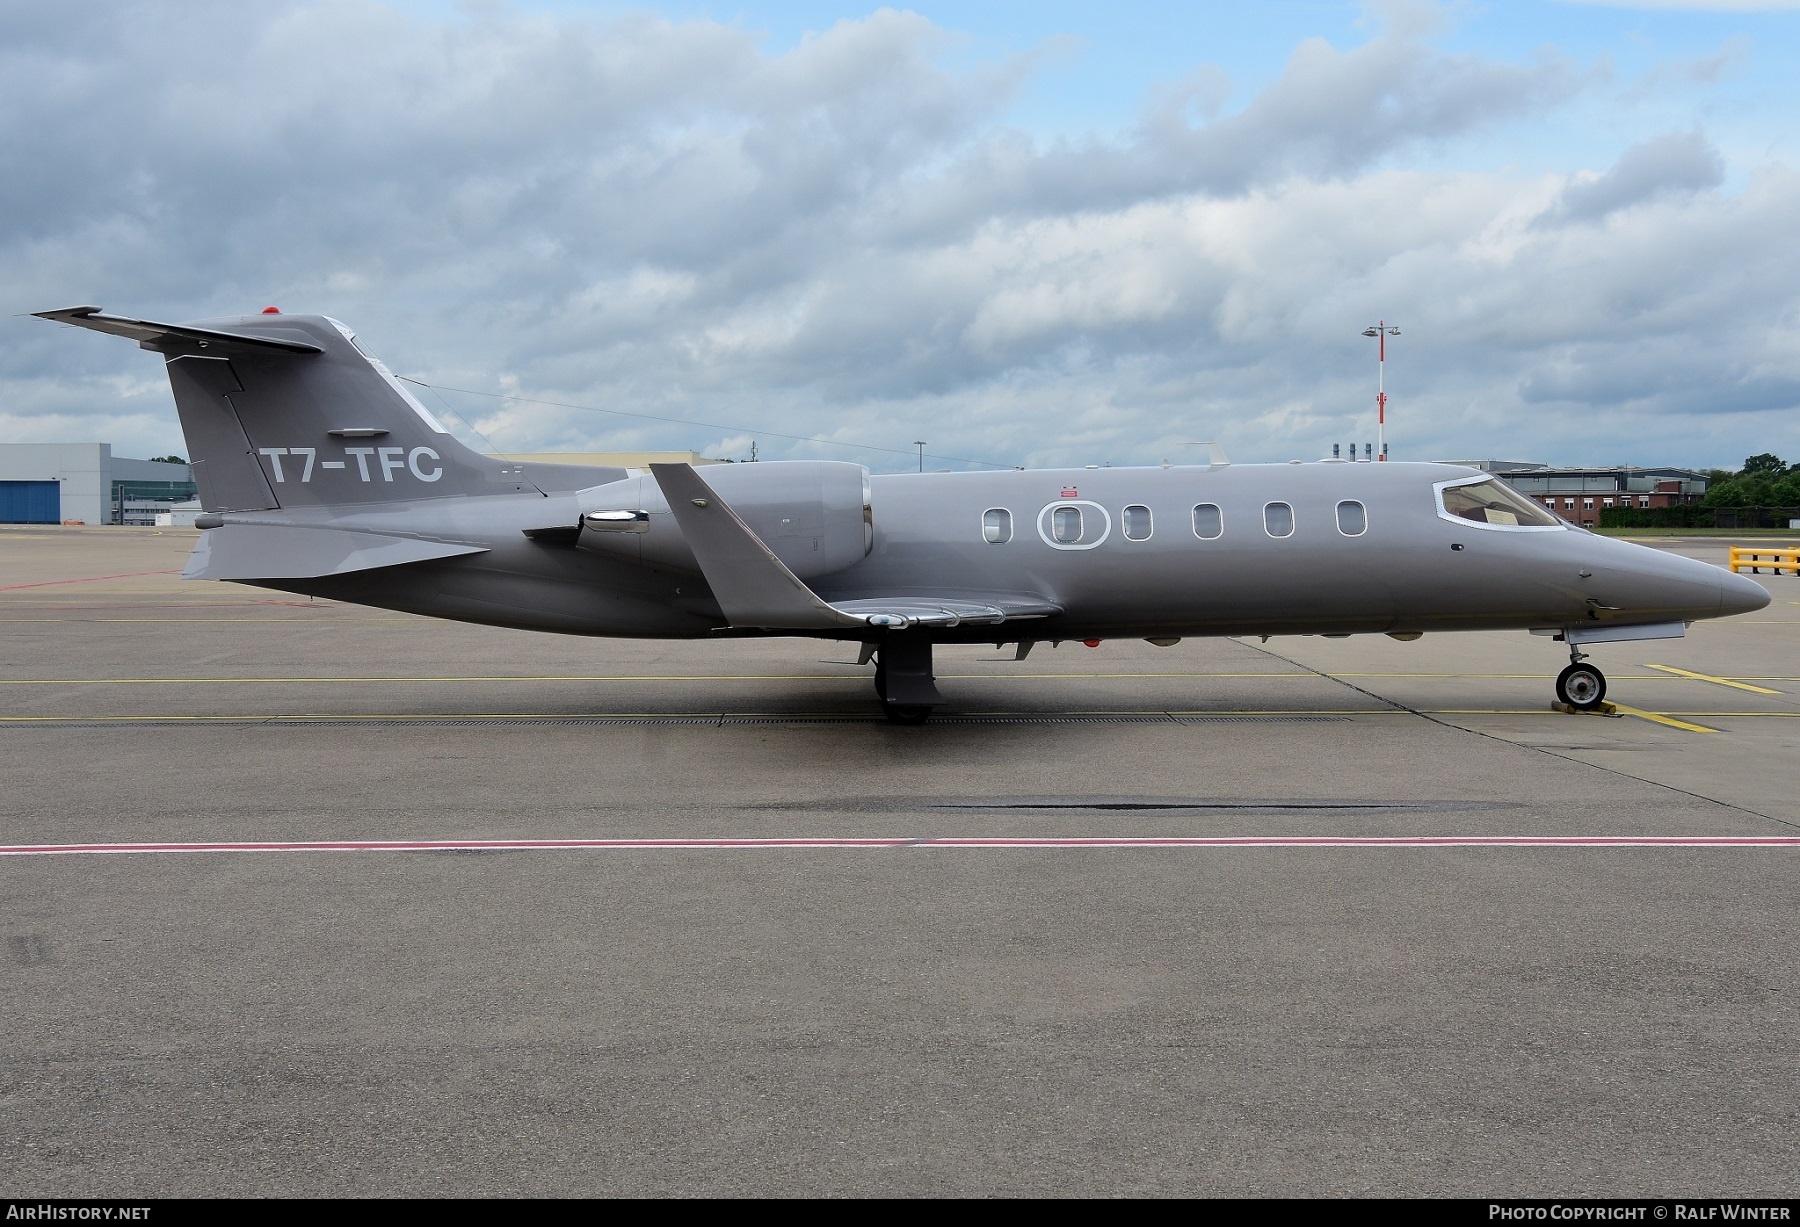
[1181,441,1231,467]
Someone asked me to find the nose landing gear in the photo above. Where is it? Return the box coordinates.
[1555,644,1608,710]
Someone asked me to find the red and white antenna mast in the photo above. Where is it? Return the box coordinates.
[1360,321,1399,461]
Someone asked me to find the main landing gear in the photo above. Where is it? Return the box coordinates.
[872,633,943,725]
[1555,643,1607,711]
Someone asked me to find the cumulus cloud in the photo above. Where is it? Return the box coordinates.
[1542,130,1724,222]
[2,1,1797,471]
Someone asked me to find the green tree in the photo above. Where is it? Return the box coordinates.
[1706,477,1775,508]
[1740,452,1786,476]
[147,454,187,464]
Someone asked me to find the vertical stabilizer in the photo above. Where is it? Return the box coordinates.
[33,307,550,511]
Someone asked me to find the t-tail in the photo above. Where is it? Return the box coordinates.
[32,306,547,511]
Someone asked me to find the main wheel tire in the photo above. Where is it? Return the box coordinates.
[883,704,934,725]
[873,659,887,701]
[1556,662,1607,710]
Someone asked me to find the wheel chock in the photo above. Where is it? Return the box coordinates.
[1551,701,1620,717]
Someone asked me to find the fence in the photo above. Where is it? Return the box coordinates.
[1729,546,1800,576]
[1599,505,1800,530]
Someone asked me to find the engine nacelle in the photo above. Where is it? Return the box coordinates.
[575,461,872,579]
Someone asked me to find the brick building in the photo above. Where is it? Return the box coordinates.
[1441,461,1709,528]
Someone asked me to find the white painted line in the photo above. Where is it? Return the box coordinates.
[1,835,1797,857]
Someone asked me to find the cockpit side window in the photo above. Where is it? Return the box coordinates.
[1438,478,1564,529]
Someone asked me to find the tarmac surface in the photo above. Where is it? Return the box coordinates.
[1,524,1797,1197]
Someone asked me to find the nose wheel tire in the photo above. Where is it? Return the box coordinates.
[1556,662,1607,710]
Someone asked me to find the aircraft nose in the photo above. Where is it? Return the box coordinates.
[1719,569,1772,618]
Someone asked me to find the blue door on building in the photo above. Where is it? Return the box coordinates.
[0,480,60,523]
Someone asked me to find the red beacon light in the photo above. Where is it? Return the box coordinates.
[261,306,281,314]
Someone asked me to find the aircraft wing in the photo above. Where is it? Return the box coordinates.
[649,463,1060,631]
[650,463,865,630]
[184,524,488,580]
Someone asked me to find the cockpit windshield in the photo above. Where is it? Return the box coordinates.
[1438,478,1564,529]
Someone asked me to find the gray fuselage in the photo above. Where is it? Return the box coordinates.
[260,460,1762,644]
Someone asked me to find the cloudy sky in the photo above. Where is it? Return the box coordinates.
[4,0,1799,472]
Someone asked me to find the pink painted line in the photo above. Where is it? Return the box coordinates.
[0,569,182,592]
[1,835,1798,857]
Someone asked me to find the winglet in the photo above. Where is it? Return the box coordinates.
[649,463,864,630]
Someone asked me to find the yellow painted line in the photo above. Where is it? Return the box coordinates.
[1430,708,1585,714]
[1607,704,1719,733]
[0,705,1781,726]
[0,673,1353,685]
[0,708,1741,724]
[1643,664,1781,694]
[1009,709,1391,716]
[0,712,816,723]
[1429,705,1720,732]
[0,674,864,685]
[0,671,1691,685]
[949,671,1677,680]
[0,709,1402,724]
[0,618,398,624]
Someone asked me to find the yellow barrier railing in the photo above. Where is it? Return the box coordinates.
[1730,546,1800,575]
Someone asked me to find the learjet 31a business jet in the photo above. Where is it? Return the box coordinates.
[36,306,1770,723]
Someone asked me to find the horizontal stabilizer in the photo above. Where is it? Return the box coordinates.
[184,524,487,581]
[33,306,323,354]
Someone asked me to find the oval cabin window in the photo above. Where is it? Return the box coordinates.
[1264,502,1294,538]
[1336,500,1367,536]
[1192,503,1223,540]
[1123,505,1152,541]
[983,508,1012,544]
[1051,505,1083,545]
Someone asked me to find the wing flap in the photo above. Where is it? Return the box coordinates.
[184,524,488,580]
[832,596,1061,628]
